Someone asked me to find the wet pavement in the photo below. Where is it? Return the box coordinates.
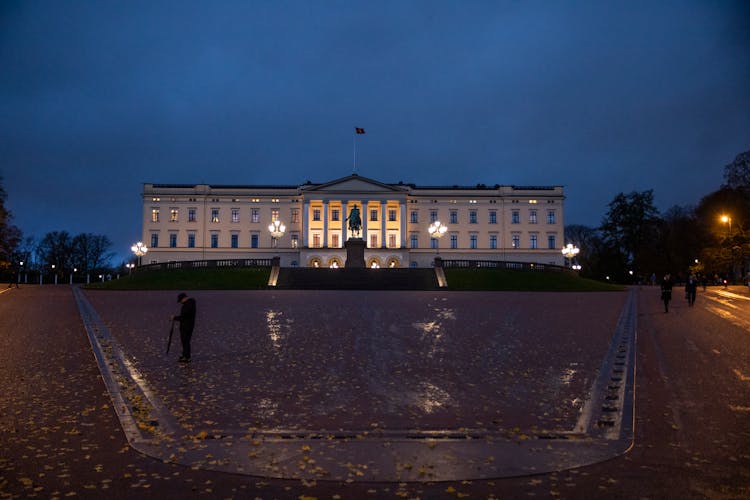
[77,288,634,481]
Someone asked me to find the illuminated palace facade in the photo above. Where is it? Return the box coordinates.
[140,174,565,268]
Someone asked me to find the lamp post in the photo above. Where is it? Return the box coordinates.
[131,241,148,267]
[126,263,135,275]
[19,261,24,285]
[51,264,57,285]
[268,220,286,248]
[70,267,77,285]
[561,243,580,268]
[428,220,448,254]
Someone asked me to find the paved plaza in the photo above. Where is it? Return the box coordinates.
[77,288,635,481]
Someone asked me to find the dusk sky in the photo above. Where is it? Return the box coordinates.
[2,1,749,263]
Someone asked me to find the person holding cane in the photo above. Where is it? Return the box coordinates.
[172,292,196,363]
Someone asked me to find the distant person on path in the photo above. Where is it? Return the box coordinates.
[661,274,673,313]
[685,274,698,307]
[172,292,196,363]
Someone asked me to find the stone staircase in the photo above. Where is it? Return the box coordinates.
[274,267,440,290]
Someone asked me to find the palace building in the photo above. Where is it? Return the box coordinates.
[140,174,565,268]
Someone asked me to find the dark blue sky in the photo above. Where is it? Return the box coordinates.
[2,1,749,262]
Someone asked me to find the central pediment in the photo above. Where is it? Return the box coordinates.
[301,174,408,194]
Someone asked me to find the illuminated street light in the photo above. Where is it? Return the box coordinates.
[126,263,135,275]
[428,221,448,254]
[131,241,148,266]
[268,220,286,248]
[561,243,580,267]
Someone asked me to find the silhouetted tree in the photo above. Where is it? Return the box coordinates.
[723,150,750,192]
[72,233,113,274]
[0,177,22,273]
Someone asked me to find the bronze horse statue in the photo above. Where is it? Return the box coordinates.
[346,205,362,238]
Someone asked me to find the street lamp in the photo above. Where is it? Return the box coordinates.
[721,215,732,234]
[51,264,57,285]
[131,241,148,266]
[126,263,135,275]
[561,243,580,267]
[428,220,448,254]
[268,220,286,248]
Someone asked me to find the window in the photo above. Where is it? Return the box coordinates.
[170,209,178,222]
[512,210,520,224]
[271,209,279,222]
[187,233,195,248]
[312,233,321,248]
[388,209,397,222]
[469,210,477,224]
[151,234,159,248]
[547,210,556,224]
[231,234,239,248]
[331,233,340,248]
[210,234,219,248]
[530,234,538,249]
[490,234,497,249]
[489,211,497,224]
[547,235,556,249]
[331,209,340,221]
[291,209,300,223]
[450,234,458,249]
[231,208,240,223]
[410,211,418,223]
[370,209,378,222]
[512,234,520,248]
[410,234,418,248]
[188,208,197,222]
[370,234,378,248]
[450,210,458,224]
[313,209,321,221]
[251,209,260,223]
[470,234,478,249]
[151,209,160,223]
[251,233,259,248]
[211,209,220,223]
[169,234,177,247]
[388,234,397,248]
[291,234,299,248]
[529,210,537,224]
[430,210,438,223]
[431,237,438,249]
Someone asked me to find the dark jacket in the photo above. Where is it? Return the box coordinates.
[174,298,196,333]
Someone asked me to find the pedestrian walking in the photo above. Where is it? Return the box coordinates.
[685,274,698,307]
[172,292,196,363]
[661,274,673,313]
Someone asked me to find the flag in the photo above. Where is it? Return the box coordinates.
[355,127,365,134]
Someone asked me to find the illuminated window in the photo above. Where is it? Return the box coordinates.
[291,209,300,223]
[151,209,160,223]
[331,233,340,248]
[152,197,160,202]
[529,199,538,204]
[312,233,321,248]
[370,234,378,248]
[211,209,220,223]
[231,208,240,223]
[271,209,279,222]
[170,209,178,222]
[388,234,397,248]
[291,234,299,248]
[512,234,520,248]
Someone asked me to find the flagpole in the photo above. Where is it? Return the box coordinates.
[353,133,357,174]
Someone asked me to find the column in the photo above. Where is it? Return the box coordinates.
[400,202,407,248]
[341,199,348,243]
[303,202,309,248]
[361,200,368,244]
[381,204,387,248]
[323,201,329,247]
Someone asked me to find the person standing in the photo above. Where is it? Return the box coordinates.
[685,274,698,307]
[661,274,673,313]
[172,292,196,363]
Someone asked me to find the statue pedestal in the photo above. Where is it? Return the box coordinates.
[345,239,366,268]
